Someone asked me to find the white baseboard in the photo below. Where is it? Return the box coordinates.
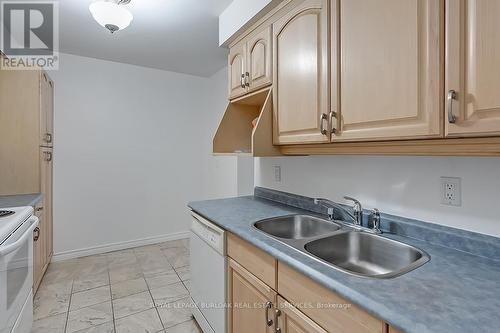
[52,231,190,262]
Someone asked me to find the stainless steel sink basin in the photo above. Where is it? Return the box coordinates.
[254,215,341,239]
[305,231,429,278]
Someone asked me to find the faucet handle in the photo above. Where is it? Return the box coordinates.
[370,208,381,234]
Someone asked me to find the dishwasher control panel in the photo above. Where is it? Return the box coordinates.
[190,212,225,255]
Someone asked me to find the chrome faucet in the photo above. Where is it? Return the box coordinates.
[314,197,382,234]
[313,198,357,224]
[343,196,362,226]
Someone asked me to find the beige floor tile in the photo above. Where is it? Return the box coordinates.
[33,289,71,320]
[150,282,189,307]
[73,273,109,293]
[70,286,111,311]
[106,251,138,269]
[174,266,190,281]
[146,271,180,290]
[182,280,191,294]
[112,291,155,319]
[66,301,113,333]
[111,277,148,299]
[37,278,73,296]
[31,312,66,333]
[115,309,163,333]
[73,321,115,333]
[162,247,190,269]
[109,265,142,284]
[42,261,79,285]
[156,297,193,329]
[164,320,201,333]
[159,239,189,250]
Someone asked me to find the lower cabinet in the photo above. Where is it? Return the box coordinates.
[226,232,390,333]
[277,296,327,333]
[33,203,47,293]
[227,258,276,333]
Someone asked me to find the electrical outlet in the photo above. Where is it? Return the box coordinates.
[440,177,461,206]
[273,165,281,183]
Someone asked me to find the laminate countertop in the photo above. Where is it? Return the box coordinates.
[189,195,500,333]
[0,193,43,209]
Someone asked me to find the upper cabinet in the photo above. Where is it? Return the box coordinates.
[247,26,273,92]
[218,0,500,156]
[273,0,329,145]
[228,40,248,99]
[332,0,443,141]
[445,0,500,137]
[228,25,273,100]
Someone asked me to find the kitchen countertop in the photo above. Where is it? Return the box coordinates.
[189,195,500,333]
[0,193,43,208]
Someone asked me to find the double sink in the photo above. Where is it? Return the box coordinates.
[254,215,429,279]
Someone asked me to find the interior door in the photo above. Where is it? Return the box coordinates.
[334,0,443,141]
[228,40,247,99]
[246,26,273,93]
[445,0,500,137]
[227,258,276,333]
[273,0,330,145]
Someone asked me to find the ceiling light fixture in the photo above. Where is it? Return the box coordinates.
[89,0,133,34]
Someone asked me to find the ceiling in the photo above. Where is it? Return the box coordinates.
[59,0,232,77]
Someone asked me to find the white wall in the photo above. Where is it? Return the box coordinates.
[255,156,500,237]
[50,54,237,256]
[199,67,239,199]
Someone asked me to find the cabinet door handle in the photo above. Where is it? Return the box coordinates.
[44,151,52,161]
[330,111,338,135]
[33,227,40,241]
[45,133,52,143]
[275,308,282,333]
[265,301,273,326]
[320,113,328,135]
[245,72,250,87]
[240,74,246,89]
[447,90,457,123]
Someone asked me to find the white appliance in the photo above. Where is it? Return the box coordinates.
[0,206,39,333]
[190,212,226,333]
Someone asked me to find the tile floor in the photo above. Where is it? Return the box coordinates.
[32,238,201,333]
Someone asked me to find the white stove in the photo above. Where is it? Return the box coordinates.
[0,206,38,333]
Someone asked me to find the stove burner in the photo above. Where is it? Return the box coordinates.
[0,210,15,218]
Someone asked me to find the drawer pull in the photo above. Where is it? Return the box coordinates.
[319,113,328,135]
[265,301,273,326]
[447,90,457,123]
[33,227,40,241]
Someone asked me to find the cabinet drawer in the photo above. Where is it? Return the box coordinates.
[278,263,385,333]
[227,233,277,289]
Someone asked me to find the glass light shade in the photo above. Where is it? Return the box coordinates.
[89,1,133,32]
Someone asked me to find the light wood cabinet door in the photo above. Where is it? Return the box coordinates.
[334,0,443,141]
[246,26,273,93]
[445,0,500,137]
[277,296,327,333]
[40,72,54,147]
[273,0,330,145]
[227,258,276,333]
[41,147,53,260]
[229,40,248,99]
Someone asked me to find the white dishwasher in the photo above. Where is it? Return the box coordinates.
[190,212,226,333]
